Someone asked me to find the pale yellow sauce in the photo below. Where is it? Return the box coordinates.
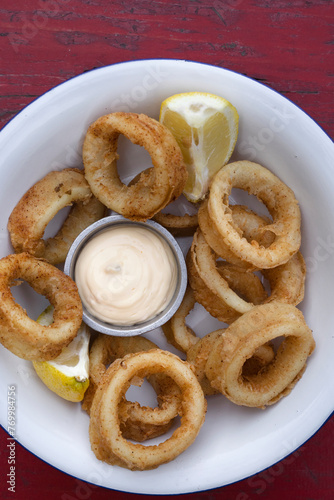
[75,225,178,325]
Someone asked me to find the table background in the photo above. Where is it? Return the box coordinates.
[0,1,333,499]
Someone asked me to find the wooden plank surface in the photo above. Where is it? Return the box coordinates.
[1,0,333,136]
[0,0,333,499]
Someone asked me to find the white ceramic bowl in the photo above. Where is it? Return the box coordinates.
[0,59,333,495]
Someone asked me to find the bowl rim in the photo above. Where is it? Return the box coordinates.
[1,58,333,145]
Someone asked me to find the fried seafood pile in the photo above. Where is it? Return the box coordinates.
[164,159,315,408]
[0,111,315,471]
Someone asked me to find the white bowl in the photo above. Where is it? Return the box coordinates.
[0,59,333,495]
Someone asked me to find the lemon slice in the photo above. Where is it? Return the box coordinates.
[160,92,239,202]
[32,305,90,402]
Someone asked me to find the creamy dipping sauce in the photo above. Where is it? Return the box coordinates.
[75,225,178,326]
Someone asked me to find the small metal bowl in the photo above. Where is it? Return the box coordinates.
[64,215,187,336]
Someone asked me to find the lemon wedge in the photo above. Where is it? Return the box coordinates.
[32,305,90,402]
[160,92,239,202]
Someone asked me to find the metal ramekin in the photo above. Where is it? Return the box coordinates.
[64,215,187,336]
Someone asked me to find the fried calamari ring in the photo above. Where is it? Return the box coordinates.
[198,201,275,270]
[161,286,199,353]
[162,281,267,363]
[186,331,222,396]
[190,229,254,317]
[153,211,198,237]
[161,280,274,387]
[263,251,306,305]
[205,303,315,408]
[0,253,82,361]
[207,161,301,268]
[82,334,181,442]
[8,168,106,265]
[189,229,306,323]
[89,349,206,470]
[83,112,188,221]
[186,331,275,396]
[187,248,267,324]
[129,167,198,236]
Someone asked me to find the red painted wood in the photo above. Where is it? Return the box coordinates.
[0,0,333,498]
[1,0,333,135]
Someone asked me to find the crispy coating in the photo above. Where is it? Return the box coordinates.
[161,286,199,354]
[190,229,254,317]
[82,335,181,442]
[205,303,315,408]
[188,244,268,324]
[186,331,222,396]
[198,201,275,271]
[153,211,198,237]
[89,349,206,470]
[186,332,275,397]
[8,168,107,264]
[263,251,306,305]
[0,253,82,360]
[82,112,188,221]
[189,222,305,324]
[207,161,301,269]
[129,167,198,235]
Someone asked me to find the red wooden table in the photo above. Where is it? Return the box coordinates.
[0,1,333,499]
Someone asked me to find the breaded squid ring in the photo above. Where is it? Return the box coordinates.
[207,161,301,268]
[186,331,275,396]
[0,253,82,360]
[163,286,276,396]
[263,251,306,305]
[161,286,199,354]
[186,330,222,396]
[8,168,106,265]
[190,229,254,317]
[205,303,315,408]
[82,112,188,221]
[189,228,306,323]
[89,349,206,470]
[153,211,198,237]
[82,334,181,442]
[187,247,268,324]
[198,201,275,271]
[129,167,198,235]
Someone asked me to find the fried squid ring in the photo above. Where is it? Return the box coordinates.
[198,201,275,270]
[263,251,306,305]
[189,228,306,323]
[0,253,82,360]
[186,331,275,396]
[190,229,254,317]
[89,349,206,470]
[83,112,188,221]
[8,168,106,265]
[186,331,222,396]
[129,167,198,236]
[82,334,181,442]
[161,286,199,353]
[163,288,277,397]
[153,211,198,237]
[205,303,315,408]
[207,161,301,269]
[187,247,268,324]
